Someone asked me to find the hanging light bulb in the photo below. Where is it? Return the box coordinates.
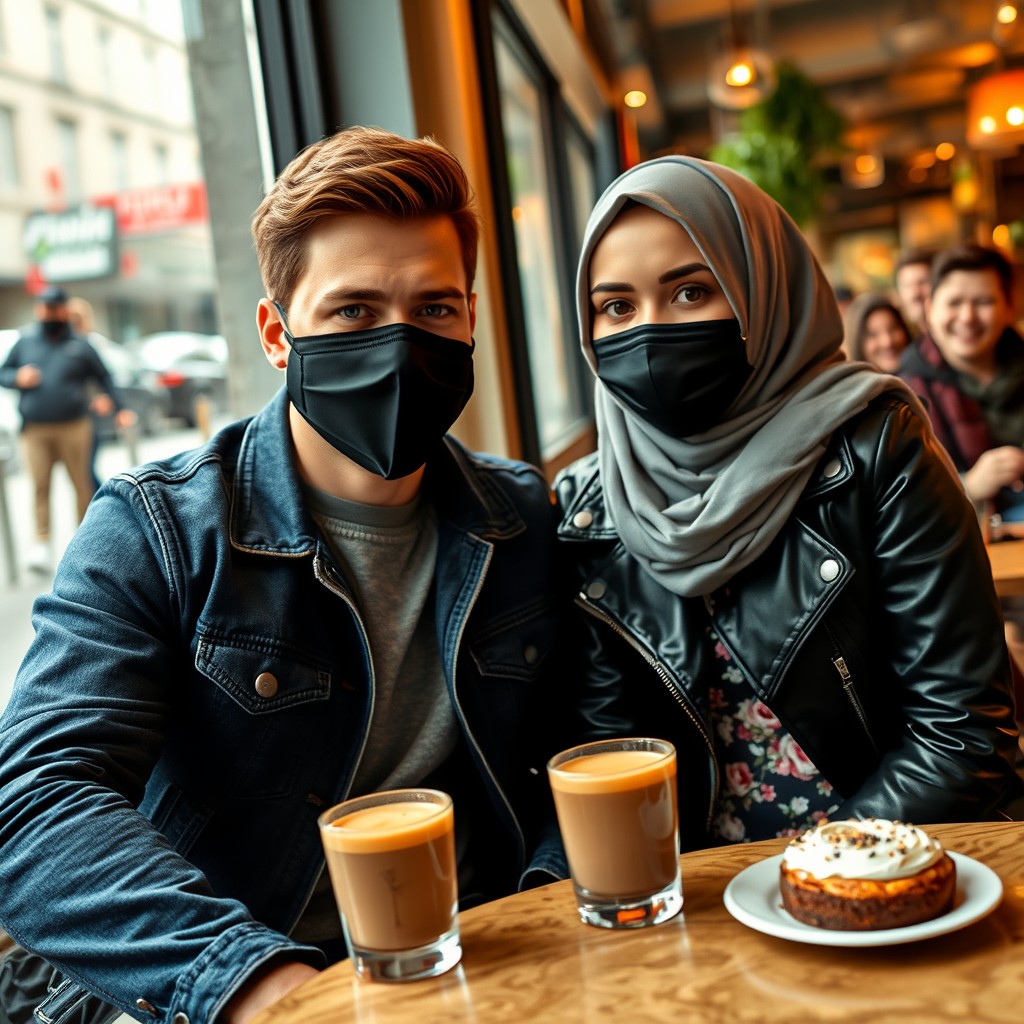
[725,59,754,88]
[841,149,885,188]
[996,3,1018,25]
[706,0,776,110]
[967,69,1024,148]
[707,49,776,109]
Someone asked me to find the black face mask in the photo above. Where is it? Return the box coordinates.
[592,319,752,438]
[41,319,68,336]
[282,315,475,480]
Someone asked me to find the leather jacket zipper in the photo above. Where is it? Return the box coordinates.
[824,623,880,755]
[576,592,719,830]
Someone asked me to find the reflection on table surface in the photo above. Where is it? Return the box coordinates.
[986,536,1024,596]
[253,821,1024,1024]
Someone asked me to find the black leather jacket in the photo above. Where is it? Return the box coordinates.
[555,396,1023,849]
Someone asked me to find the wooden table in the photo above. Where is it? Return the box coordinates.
[987,538,1024,596]
[253,821,1024,1024]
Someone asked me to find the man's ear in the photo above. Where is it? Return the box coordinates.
[468,292,477,334]
[257,298,289,370]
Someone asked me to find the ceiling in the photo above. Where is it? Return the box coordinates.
[587,0,1024,228]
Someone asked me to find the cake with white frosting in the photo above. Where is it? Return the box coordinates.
[779,818,956,930]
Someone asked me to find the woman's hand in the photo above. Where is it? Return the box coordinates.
[964,446,1024,502]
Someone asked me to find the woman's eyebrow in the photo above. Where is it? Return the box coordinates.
[589,281,634,296]
[658,262,711,284]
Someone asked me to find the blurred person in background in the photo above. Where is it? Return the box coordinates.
[832,283,854,319]
[898,244,1024,526]
[67,296,136,492]
[842,292,912,373]
[893,248,935,339]
[898,242,1024,690]
[0,285,128,573]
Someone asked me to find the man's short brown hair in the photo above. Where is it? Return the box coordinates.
[932,243,1015,301]
[252,126,479,306]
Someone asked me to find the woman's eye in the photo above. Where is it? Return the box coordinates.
[675,284,708,305]
[599,299,633,319]
[337,305,365,320]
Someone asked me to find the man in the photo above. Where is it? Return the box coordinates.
[0,128,566,1024]
[898,242,1024,693]
[899,243,1024,513]
[0,285,130,572]
[893,248,935,338]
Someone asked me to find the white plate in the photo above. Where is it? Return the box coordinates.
[722,851,1002,947]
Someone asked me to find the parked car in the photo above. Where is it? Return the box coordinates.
[88,333,170,440]
[131,332,229,428]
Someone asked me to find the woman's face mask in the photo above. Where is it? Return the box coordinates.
[592,319,751,437]
[587,204,750,436]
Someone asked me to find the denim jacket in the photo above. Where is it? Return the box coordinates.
[0,389,566,1024]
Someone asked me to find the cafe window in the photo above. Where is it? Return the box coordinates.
[488,7,593,465]
[110,130,129,190]
[564,119,597,251]
[142,43,159,106]
[55,116,79,201]
[97,25,114,97]
[153,140,169,185]
[0,105,17,187]
[45,5,67,84]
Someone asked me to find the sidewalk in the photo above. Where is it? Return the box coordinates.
[0,425,209,713]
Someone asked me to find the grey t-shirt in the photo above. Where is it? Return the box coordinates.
[291,484,457,945]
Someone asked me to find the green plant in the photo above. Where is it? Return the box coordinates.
[708,61,845,226]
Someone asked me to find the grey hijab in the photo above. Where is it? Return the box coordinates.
[578,156,940,597]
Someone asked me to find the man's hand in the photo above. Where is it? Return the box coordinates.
[91,393,115,417]
[114,408,137,430]
[965,446,1024,503]
[15,364,41,389]
[220,961,319,1024]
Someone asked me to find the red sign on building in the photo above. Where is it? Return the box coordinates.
[93,182,208,237]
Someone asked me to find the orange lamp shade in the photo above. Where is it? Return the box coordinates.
[967,70,1024,149]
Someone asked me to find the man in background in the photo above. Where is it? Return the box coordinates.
[0,285,128,573]
[893,248,935,339]
[67,296,137,492]
[898,242,1024,710]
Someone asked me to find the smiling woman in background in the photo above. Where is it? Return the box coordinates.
[554,155,1023,849]
[842,292,912,373]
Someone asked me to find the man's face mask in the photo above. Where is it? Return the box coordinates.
[41,310,67,335]
[276,304,475,479]
[591,318,752,438]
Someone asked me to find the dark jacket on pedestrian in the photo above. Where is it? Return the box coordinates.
[0,321,122,425]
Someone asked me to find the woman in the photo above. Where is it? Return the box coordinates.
[842,291,911,373]
[555,156,1022,847]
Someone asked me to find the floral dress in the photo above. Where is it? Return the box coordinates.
[707,627,839,843]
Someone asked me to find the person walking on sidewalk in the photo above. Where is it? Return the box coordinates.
[0,285,129,573]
